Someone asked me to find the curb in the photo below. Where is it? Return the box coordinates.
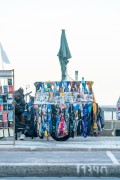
[0,164,120,177]
[0,147,120,151]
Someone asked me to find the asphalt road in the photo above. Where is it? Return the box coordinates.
[0,151,119,164]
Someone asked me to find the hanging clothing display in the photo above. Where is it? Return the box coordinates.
[34,80,104,139]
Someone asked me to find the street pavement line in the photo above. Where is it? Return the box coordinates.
[106,151,119,165]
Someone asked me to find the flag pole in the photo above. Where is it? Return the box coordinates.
[0,43,10,69]
[0,44,5,85]
[0,44,4,70]
[1,58,4,70]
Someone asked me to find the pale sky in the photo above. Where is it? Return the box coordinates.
[0,0,120,106]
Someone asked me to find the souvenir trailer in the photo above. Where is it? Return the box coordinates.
[34,80,103,140]
[116,97,120,120]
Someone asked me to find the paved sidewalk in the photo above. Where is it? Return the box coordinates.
[0,136,120,151]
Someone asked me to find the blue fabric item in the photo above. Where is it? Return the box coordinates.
[8,104,13,111]
[39,82,43,87]
[43,88,46,92]
[67,81,70,87]
[8,112,13,121]
[3,86,8,93]
[0,95,3,103]
[47,104,52,110]
[0,112,2,121]
[59,81,63,88]
[8,79,12,85]
[54,82,57,92]
[55,92,60,96]
[73,104,78,111]
[3,104,7,111]
[82,104,89,138]
[83,104,89,116]
[63,81,68,92]
[82,80,86,92]
[56,115,60,135]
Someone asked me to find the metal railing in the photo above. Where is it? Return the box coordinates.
[100,105,117,131]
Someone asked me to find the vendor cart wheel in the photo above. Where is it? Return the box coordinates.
[50,132,70,141]
[38,134,44,139]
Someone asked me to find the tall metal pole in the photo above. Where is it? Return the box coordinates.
[75,71,78,81]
